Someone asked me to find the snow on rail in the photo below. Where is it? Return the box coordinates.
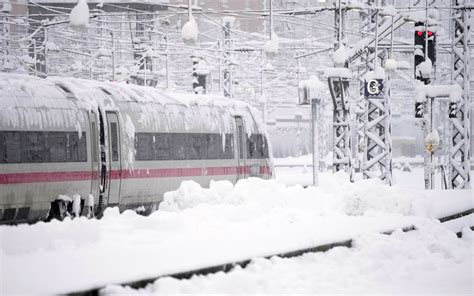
[1,173,471,295]
[103,222,472,295]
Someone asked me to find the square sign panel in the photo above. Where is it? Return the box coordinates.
[364,79,385,99]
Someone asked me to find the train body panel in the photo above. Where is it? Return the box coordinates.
[0,74,272,224]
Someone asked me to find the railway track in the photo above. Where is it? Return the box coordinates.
[71,208,473,296]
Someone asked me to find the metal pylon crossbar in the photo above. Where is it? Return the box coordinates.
[449,1,471,189]
[328,75,353,179]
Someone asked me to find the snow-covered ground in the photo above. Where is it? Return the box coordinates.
[105,221,473,295]
[0,157,472,295]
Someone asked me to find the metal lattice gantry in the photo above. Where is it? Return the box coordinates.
[363,77,393,184]
[361,8,393,185]
[328,72,353,179]
[449,0,471,189]
[329,1,353,179]
[355,0,376,172]
[362,84,392,184]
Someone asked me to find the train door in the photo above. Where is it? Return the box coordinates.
[235,116,247,180]
[106,112,122,205]
[89,111,100,197]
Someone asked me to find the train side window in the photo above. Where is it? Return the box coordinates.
[155,133,170,160]
[0,132,5,163]
[222,133,234,159]
[65,132,87,162]
[262,135,269,158]
[67,133,79,162]
[91,123,98,162]
[133,132,238,161]
[237,126,245,160]
[189,134,206,160]
[22,132,46,163]
[135,133,153,161]
[206,134,221,159]
[254,134,267,158]
[78,132,87,162]
[48,132,68,162]
[170,133,186,160]
[3,132,21,163]
[247,134,259,159]
[110,123,119,162]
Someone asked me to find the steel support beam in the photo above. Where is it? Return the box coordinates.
[328,75,353,178]
[330,1,353,180]
[361,6,393,185]
[355,0,376,172]
[362,77,393,184]
[449,0,471,189]
[223,19,233,99]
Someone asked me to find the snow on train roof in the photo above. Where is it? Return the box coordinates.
[0,74,265,135]
[52,76,263,135]
[0,74,254,111]
[0,74,94,130]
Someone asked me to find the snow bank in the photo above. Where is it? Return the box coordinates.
[161,173,430,217]
[159,180,238,211]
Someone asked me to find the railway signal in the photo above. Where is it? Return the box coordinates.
[414,21,437,81]
[448,102,457,118]
[415,102,424,118]
[191,55,209,94]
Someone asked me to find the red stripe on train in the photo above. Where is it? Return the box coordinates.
[0,166,271,185]
[0,171,93,184]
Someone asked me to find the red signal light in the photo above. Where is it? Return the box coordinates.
[427,31,433,36]
[416,31,423,36]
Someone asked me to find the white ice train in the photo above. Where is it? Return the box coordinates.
[0,74,272,224]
